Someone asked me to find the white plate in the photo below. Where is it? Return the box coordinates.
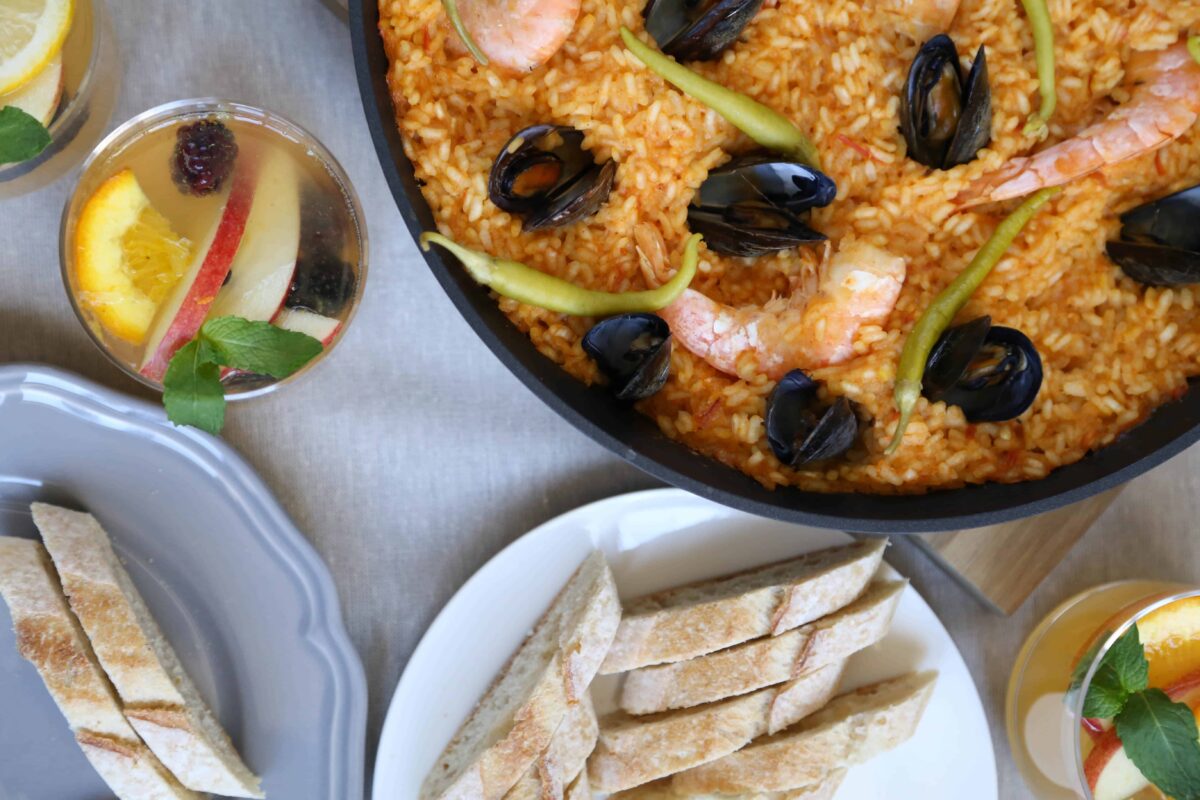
[374,488,997,799]
[0,364,366,799]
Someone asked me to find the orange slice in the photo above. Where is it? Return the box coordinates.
[1140,596,1200,689]
[74,169,192,343]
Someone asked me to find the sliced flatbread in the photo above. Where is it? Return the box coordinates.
[590,661,844,793]
[671,672,937,794]
[422,551,621,800]
[621,580,905,714]
[30,503,264,798]
[610,769,847,800]
[564,769,591,800]
[600,539,886,674]
[504,694,598,800]
[0,536,198,800]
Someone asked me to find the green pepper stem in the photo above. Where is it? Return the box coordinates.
[884,187,1060,454]
[441,0,489,66]
[421,231,702,316]
[619,27,821,169]
[1020,0,1057,137]
[1189,36,1200,67]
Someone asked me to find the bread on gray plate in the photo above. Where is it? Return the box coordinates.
[590,661,844,793]
[422,550,621,800]
[608,768,847,800]
[31,503,264,798]
[504,693,598,800]
[599,539,887,674]
[670,671,938,794]
[0,536,199,800]
[620,580,906,714]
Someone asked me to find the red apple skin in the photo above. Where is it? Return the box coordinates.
[140,163,258,382]
[1084,729,1122,791]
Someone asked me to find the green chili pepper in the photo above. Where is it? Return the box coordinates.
[619,27,821,169]
[421,231,702,315]
[884,187,1060,455]
[1020,0,1057,137]
[442,0,489,66]
[1189,36,1200,67]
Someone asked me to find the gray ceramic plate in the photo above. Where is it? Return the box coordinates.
[0,364,366,800]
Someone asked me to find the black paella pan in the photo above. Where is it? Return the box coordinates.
[349,0,1200,533]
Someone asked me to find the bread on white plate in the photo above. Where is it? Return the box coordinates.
[609,768,846,800]
[620,580,905,714]
[422,550,621,800]
[30,502,264,798]
[0,537,199,800]
[670,671,938,794]
[590,661,844,793]
[504,693,598,800]
[600,539,886,674]
[564,768,591,800]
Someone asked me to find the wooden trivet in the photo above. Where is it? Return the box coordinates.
[905,488,1123,615]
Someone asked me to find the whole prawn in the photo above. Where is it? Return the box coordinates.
[659,241,907,379]
[958,41,1200,207]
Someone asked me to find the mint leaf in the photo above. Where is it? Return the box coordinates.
[162,339,225,435]
[1116,689,1200,800]
[1083,625,1149,718]
[200,316,323,378]
[0,106,51,164]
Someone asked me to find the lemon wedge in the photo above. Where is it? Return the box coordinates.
[0,0,73,96]
[75,169,193,343]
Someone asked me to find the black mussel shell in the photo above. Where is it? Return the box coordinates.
[643,0,764,62]
[1107,185,1200,285]
[901,36,991,170]
[688,155,836,257]
[489,125,616,231]
[766,370,859,467]
[923,319,1043,423]
[583,314,672,401]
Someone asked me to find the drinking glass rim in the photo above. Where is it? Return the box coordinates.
[58,97,369,400]
[1069,586,1200,797]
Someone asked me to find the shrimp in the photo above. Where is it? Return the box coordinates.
[455,0,580,74]
[659,241,907,379]
[879,0,961,43]
[957,42,1200,208]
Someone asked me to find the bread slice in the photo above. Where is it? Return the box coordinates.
[609,768,846,800]
[590,661,843,792]
[504,694,598,800]
[671,672,937,794]
[621,580,905,714]
[422,551,621,800]
[564,769,591,800]
[0,537,199,800]
[600,539,886,674]
[30,503,264,798]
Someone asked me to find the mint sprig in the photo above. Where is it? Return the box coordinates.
[1080,622,1200,798]
[162,316,324,434]
[0,106,51,164]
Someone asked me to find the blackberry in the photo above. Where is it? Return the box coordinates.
[171,120,238,196]
[285,251,356,317]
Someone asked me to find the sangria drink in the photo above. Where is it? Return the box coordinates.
[61,99,366,397]
[1008,582,1200,799]
[0,0,119,197]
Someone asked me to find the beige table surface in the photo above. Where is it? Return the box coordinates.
[4,3,1200,798]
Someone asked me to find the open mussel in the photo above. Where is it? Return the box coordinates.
[583,313,672,400]
[643,0,763,62]
[489,125,616,231]
[901,35,991,170]
[1106,184,1200,286]
[766,370,859,467]
[923,316,1042,422]
[687,155,837,257]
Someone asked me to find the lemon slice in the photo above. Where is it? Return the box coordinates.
[0,0,73,96]
[75,169,193,343]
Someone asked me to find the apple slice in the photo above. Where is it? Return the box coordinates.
[140,160,258,382]
[0,53,63,125]
[208,148,300,322]
[273,308,341,346]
